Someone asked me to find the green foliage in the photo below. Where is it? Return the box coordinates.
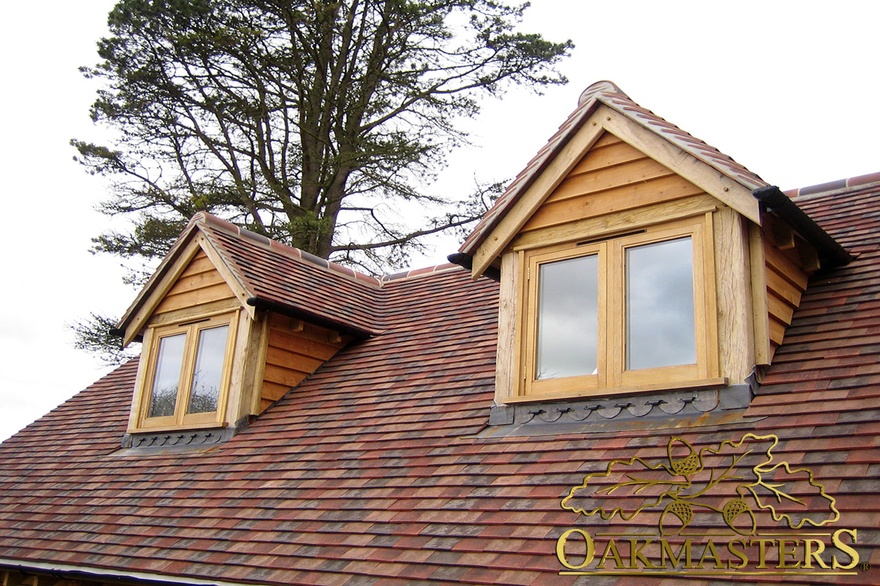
[75,0,572,269]
[69,313,140,366]
[286,209,334,253]
[72,0,571,359]
[92,216,189,260]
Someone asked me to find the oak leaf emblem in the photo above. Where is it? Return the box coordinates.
[560,433,839,535]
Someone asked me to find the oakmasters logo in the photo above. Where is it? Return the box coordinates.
[555,433,865,577]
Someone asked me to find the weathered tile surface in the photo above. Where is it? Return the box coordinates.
[2,171,880,583]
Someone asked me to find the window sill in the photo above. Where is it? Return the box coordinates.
[485,380,752,437]
[502,377,728,404]
[126,419,228,435]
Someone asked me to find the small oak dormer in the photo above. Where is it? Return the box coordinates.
[453,81,851,408]
[115,213,382,445]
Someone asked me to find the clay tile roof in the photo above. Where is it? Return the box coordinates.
[459,80,768,256]
[3,99,880,583]
[784,170,880,199]
[119,212,472,338]
[381,262,461,282]
[2,179,879,584]
[192,212,385,335]
[118,212,470,338]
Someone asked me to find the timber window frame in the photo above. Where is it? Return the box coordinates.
[134,311,239,431]
[518,214,719,400]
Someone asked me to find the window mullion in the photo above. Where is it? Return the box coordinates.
[175,324,199,425]
[605,240,625,388]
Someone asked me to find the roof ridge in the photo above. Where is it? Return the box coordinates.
[785,171,880,199]
[577,80,622,104]
[192,212,383,288]
[193,212,468,287]
[381,263,463,283]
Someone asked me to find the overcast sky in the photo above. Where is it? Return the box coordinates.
[1,1,878,441]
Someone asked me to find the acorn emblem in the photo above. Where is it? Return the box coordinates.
[660,500,694,535]
[722,498,757,535]
[667,438,701,478]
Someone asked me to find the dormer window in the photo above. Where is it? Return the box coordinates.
[139,313,236,429]
[454,83,849,414]
[522,215,718,399]
[115,213,377,445]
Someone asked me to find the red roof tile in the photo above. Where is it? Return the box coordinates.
[196,212,386,335]
[116,211,473,339]
[3,107,880,585]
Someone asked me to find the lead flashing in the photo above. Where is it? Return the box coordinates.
[484,384,754,437]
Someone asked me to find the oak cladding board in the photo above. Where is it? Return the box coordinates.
[258,314,347,412]
[521,138,703,234]
[152,250,235,316]
[761,226,812,352]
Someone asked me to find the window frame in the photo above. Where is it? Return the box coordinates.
[520,215,718,399]
[136,312,238,430]
[524,241,606,396]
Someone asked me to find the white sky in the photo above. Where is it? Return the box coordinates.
[1,1,878,441]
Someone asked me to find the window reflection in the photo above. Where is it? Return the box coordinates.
[536,254,598,379]
[187,325,229,414]
[148,333,186,418]
[626,237,695,370]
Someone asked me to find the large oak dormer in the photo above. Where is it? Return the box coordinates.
[453,81,851,409]
[115,212,382,446]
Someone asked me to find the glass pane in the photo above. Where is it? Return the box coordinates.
[148,333,186,418]
[536,254,599,379]
[626,237,695,370]
[187,325,229,414]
